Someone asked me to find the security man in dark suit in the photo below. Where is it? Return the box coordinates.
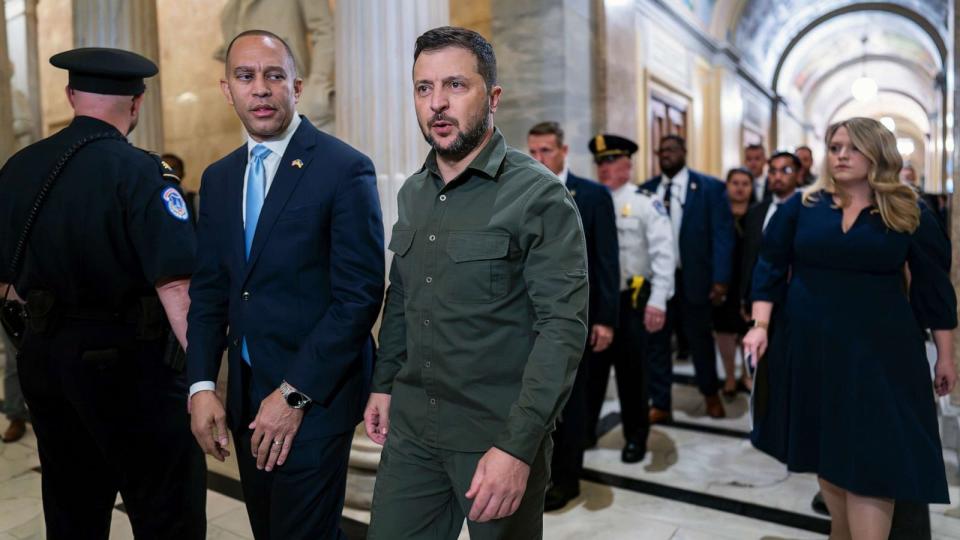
[528,122,620,511]
[741,152,801,310]
[642,135,735,421]
[0,48,205,538]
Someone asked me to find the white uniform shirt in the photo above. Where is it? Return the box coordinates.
[189,114,302,399]
[611,183,676,311]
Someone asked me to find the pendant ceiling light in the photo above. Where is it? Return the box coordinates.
[851,35,877,102]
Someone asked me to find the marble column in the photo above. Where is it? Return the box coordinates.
[0,0,16,162]
[22,0,40,143]
[335,0,449,511]
[490,0,598,174]
[72,0,164,151]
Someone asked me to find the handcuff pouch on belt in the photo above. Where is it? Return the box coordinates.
[629,275,652,310]
[139,296,186,372]
[24,289,56,336]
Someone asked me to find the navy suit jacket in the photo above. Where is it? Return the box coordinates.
[566,172,620,327]
[641,169,734,305]
[187,118,385,440]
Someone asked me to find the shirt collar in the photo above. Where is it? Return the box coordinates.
[424,127,507,181]
[246,113,302,159]
[771,189,796,205]
[557,164,569,184]
[664,166,689,187]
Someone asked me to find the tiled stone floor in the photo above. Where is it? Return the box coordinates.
[0,351,956,538]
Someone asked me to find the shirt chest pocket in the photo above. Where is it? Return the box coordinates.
[445,231,511,303]
[388,228,416,277]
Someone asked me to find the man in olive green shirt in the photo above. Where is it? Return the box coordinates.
[364,27,588,539]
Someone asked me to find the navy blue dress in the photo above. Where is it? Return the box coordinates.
[750,190,955,503]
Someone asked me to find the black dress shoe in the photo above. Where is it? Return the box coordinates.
[544,485,580,512]
[621,440,646,463]
[811,491,829,516]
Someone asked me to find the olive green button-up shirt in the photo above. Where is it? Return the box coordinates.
[372,128,589,465]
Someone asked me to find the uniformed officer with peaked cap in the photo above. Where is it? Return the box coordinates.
[0,48,205,538]
[584,133,675,464]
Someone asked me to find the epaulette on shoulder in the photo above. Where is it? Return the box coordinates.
[142,149,181,184]
[637,186,654,197]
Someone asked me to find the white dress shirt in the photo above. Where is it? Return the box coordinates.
[762,191,795,231]
[611,183,676,311]
[754,175,767,202]
[556,164,569,184]
[655,166,688,268]
[189,114,303,399]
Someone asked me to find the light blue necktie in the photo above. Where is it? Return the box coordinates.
[242,144,271,365]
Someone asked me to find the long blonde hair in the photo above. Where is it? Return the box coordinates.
[802,117,919,233]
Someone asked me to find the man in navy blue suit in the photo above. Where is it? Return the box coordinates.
[187,30,385,538]
[642,135,734,420]
[527,121,620,510]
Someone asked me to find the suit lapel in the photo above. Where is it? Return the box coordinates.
[565,174,580,200]
[648,175,663,192]
[680,172,700,238]
[242,120,318,283]
[226,146,247,270]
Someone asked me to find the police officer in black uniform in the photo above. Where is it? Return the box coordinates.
[0,48,206,538]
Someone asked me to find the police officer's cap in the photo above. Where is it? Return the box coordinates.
[589,134,638,164]
[50,48,158,96]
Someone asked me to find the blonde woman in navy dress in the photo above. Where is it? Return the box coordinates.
[743,117,957,540]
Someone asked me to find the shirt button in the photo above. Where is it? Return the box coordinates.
[241,291,250,301]
[429,398,437,405]
[425,276,433,284]
[425,361,431,368]
[428,234,436,242]
[423,319,430,326]
[439,195,447,202]
[232,338,240,347]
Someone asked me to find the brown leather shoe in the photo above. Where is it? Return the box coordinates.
[649,407,672,424]
[3,419,25,443]
[704,394,726,419]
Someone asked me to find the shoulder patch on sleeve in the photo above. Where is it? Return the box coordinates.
[161,187,190,221]
[652,199,668,217]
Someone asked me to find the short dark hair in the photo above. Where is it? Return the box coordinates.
[769,151,801,169]
[528,121,564,147]
[745,143,765,154]
[796,145,812,154]
[726,167,754,183]
[161,153,184,173]
[660,134,686,150]
[414,26,497,90]
[225,30,298,76]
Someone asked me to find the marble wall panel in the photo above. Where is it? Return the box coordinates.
[37,0,71,135]
[491,0,597,175]
[157,0,242,192]
[450,0,492,39]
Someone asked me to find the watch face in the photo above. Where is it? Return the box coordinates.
[286,392,307,408]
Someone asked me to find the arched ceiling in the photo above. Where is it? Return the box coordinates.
[731,0,947,85]
[722,0,947,140]
[776,11,940,96]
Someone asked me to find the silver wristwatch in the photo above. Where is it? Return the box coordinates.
[279,381,311,409]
